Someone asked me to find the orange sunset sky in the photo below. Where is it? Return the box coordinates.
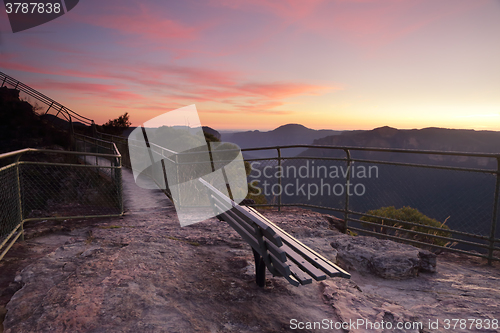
[1,0,499,131]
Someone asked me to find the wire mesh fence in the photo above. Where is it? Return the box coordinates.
[243,145,500,263]
[0,147,123,260]
[20,163,122,218]
[0,164,22,250]
[347,161,496,237]
[95,132,131,168]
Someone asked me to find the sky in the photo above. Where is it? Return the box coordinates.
[1,0,499,131]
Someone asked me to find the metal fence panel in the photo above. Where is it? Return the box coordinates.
[0,164,21,240]
[20,162,122,219]
[241,145,500,263]
[0,147,123,261]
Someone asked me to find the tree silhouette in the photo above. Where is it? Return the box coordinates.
[101,112,131,135]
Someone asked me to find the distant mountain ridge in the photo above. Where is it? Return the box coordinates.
[245,125,500,241]
[313,126,500,154]
[222,123,342,158]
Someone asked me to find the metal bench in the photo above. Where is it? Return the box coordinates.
[200,179,350,287]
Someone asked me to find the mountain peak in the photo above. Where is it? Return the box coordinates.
[372,126,398,138]
[273,124,309,132]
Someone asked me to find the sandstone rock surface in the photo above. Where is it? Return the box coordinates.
[1,169,499,333]
[331,235,436,279]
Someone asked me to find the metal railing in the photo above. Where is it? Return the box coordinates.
[241,145,500,264]
[0,72,127,261]
[115,129,500,264]
[0,71,94,128]
[0,145,123,261]
[94,132,131,168]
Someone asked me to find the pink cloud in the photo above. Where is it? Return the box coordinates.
[203,108,293,115]
[212,0,326,21]
[136,64,240,87]
[33,80,146,102]
[74,2,199,41]
[238,82,335,99]
[231,100,293,114]
[1,47,336,121]
[0,54,57,76]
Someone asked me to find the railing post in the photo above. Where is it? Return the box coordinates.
[96,138,100,165]
[1,76,6,87]
[160,159,171,199]
[175,153,181,207]
[15,155,24,241]
[68,113,74,148]
[116,155,123,214]
[488,157,500,264]
[91,121,97,138]
[277,148,282,212]
[45,101,54,115]
[343,149,352,233]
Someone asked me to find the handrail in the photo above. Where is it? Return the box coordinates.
[0,147,120,160]
[0,71,93,125]
[241,144,500,159]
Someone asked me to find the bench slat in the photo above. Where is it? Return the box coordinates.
[229,207,283,248]
[211,195,255,234]
[286,260,313,285]
[201,179,282,248]
[232,205,283,247]
[267,250,318,287]
[279,232,342,278]
[284,274,301,287]
[221,208,285,278]
[267,252,295,283]
[216,204,287,264]
[262,235,287,263]
[246,207,350,279]
[208,191,283,249]
[280,243,327,281]
[217,210,261,252]
[223,208,287,263]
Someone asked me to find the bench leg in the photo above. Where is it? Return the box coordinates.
[252,248,266,287]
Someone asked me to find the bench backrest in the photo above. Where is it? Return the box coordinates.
[199,178,293,279]
[199,178,350,286]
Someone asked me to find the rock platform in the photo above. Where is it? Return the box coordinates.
[1,169,499,332]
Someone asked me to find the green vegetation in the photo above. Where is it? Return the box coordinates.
[247,180,267,205]
[100,112,131,135]
[361,206,452,247]
[204,132,219,143]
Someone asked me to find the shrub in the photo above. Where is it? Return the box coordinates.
[361,206,452,247]
[246,180,268,205]
[101,112,131,135]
